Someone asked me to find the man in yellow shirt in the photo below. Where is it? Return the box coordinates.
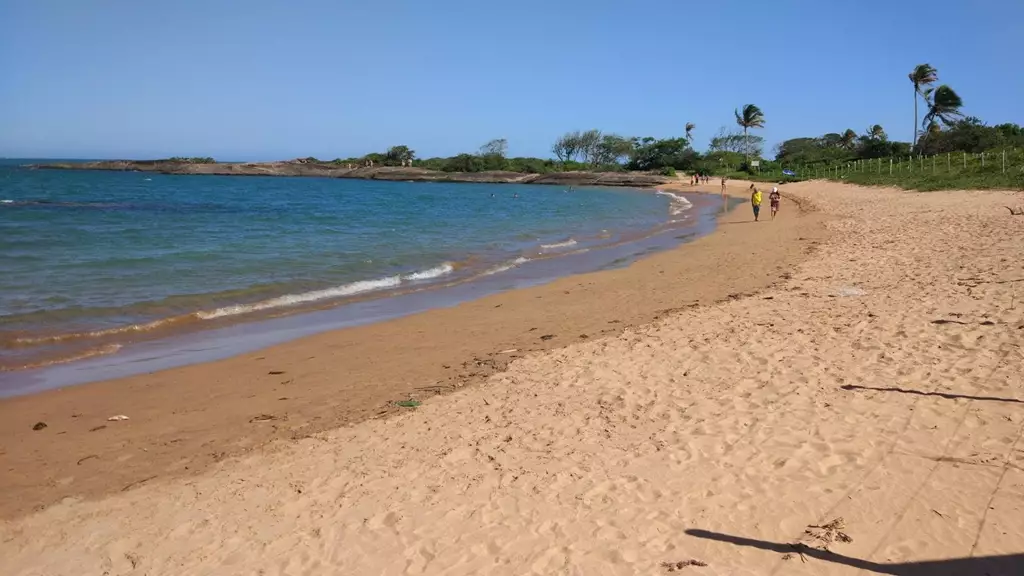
[749,184,763,222]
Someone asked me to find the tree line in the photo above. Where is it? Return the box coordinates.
[773,63,1022,172]
[198,63,1017,182]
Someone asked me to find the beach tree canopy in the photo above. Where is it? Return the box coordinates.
[709,127,763,159]
[734,104,766,164]
[479,138,508,158]
[922,85,964,130]
[384,146,415,165]
[839,129,858,150]
[908,63,938,148]
[866,125,886,141]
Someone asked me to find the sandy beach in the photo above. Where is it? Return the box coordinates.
[2,179,1023,575]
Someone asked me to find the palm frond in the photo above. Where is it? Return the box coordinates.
[908,63,938,93]
[922,85,964,128]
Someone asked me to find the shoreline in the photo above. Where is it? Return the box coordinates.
[2,190,725,395]
[0,180,828,520]
[27,160,671,188]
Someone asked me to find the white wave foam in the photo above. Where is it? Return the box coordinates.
[403,262,454,281]
[540,239,578,251]
[197,262,456,320]
[656,190,694,215]
[0,199,13,204]
[198,275,401,319]
[481,257,530,276]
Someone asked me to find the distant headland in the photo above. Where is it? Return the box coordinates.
[29,159,670,188]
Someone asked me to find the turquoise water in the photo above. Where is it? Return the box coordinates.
[0,160,694,369]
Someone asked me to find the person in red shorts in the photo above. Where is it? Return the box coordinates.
[769,186,781,220]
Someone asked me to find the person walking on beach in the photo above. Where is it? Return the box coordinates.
[721,177,727,197]
[769,186,781,220]
[750,184,763,222]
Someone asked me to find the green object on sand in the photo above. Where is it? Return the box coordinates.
[395,400,421,408]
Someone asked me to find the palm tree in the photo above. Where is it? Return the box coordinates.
[839,129,858,150]
[734,104,765,163]
[685,122,695,142]
[922,85,964,129]
[908,64,938,148]
[865,124,886,140]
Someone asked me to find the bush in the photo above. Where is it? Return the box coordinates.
[660,166,677,177]
[167,156,215,164]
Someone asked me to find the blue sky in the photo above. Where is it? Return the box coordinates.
[1,0,1021,161]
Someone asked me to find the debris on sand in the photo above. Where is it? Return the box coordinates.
[661,559,709,571]
[804,517,853,551]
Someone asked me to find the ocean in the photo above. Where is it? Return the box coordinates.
[0,160,716,385]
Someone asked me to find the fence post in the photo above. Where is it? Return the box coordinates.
[1002,150,1006,173]
[963,152,966,169]
[932,155,935,173]
[889,158,893,175]
[947,152,950,172]
[909,156,912,173]
[982,152,985,168]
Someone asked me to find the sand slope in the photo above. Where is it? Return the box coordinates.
[2,181,1023,575]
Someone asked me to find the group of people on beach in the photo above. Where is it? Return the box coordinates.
[707,174,781,222]
[690,173,710,185]
[748,184,781,222]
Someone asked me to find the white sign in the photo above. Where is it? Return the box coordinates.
[751,160,760,167]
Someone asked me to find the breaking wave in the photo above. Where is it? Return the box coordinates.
[198,262,454,319]
[479,256,530,276]
[655,190,694,216]
[540,239,578,251]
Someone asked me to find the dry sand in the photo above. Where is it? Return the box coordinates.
[2,180,1023,575]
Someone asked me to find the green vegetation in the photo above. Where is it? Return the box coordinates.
[166,156,215,164]
[908,63,938,148]
[758,63,1023,190]
[243,61,1021,191]
[734,104,765,164]
[769,117,1024,190]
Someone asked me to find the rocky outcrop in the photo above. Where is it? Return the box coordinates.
[31,161,669,188]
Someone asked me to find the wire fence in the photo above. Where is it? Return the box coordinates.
[757,149,1024,185]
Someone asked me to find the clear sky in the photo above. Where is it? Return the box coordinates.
[1,0,1021,161]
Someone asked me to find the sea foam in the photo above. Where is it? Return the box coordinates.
[197,262,455,319]
[655,190,694,215]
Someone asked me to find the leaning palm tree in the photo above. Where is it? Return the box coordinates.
[685,122,695,142]
[839,129,858,150]
[734,104,765,163]
[865,124,886,140]
[908,64,938,148]
[922,85,964,129]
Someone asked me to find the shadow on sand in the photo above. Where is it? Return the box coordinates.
[685,528,1023,575]
[840,384,1024,404]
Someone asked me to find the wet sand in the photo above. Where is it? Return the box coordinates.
[0,180,824,520]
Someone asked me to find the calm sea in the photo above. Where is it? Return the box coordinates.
[0,160,705,372]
